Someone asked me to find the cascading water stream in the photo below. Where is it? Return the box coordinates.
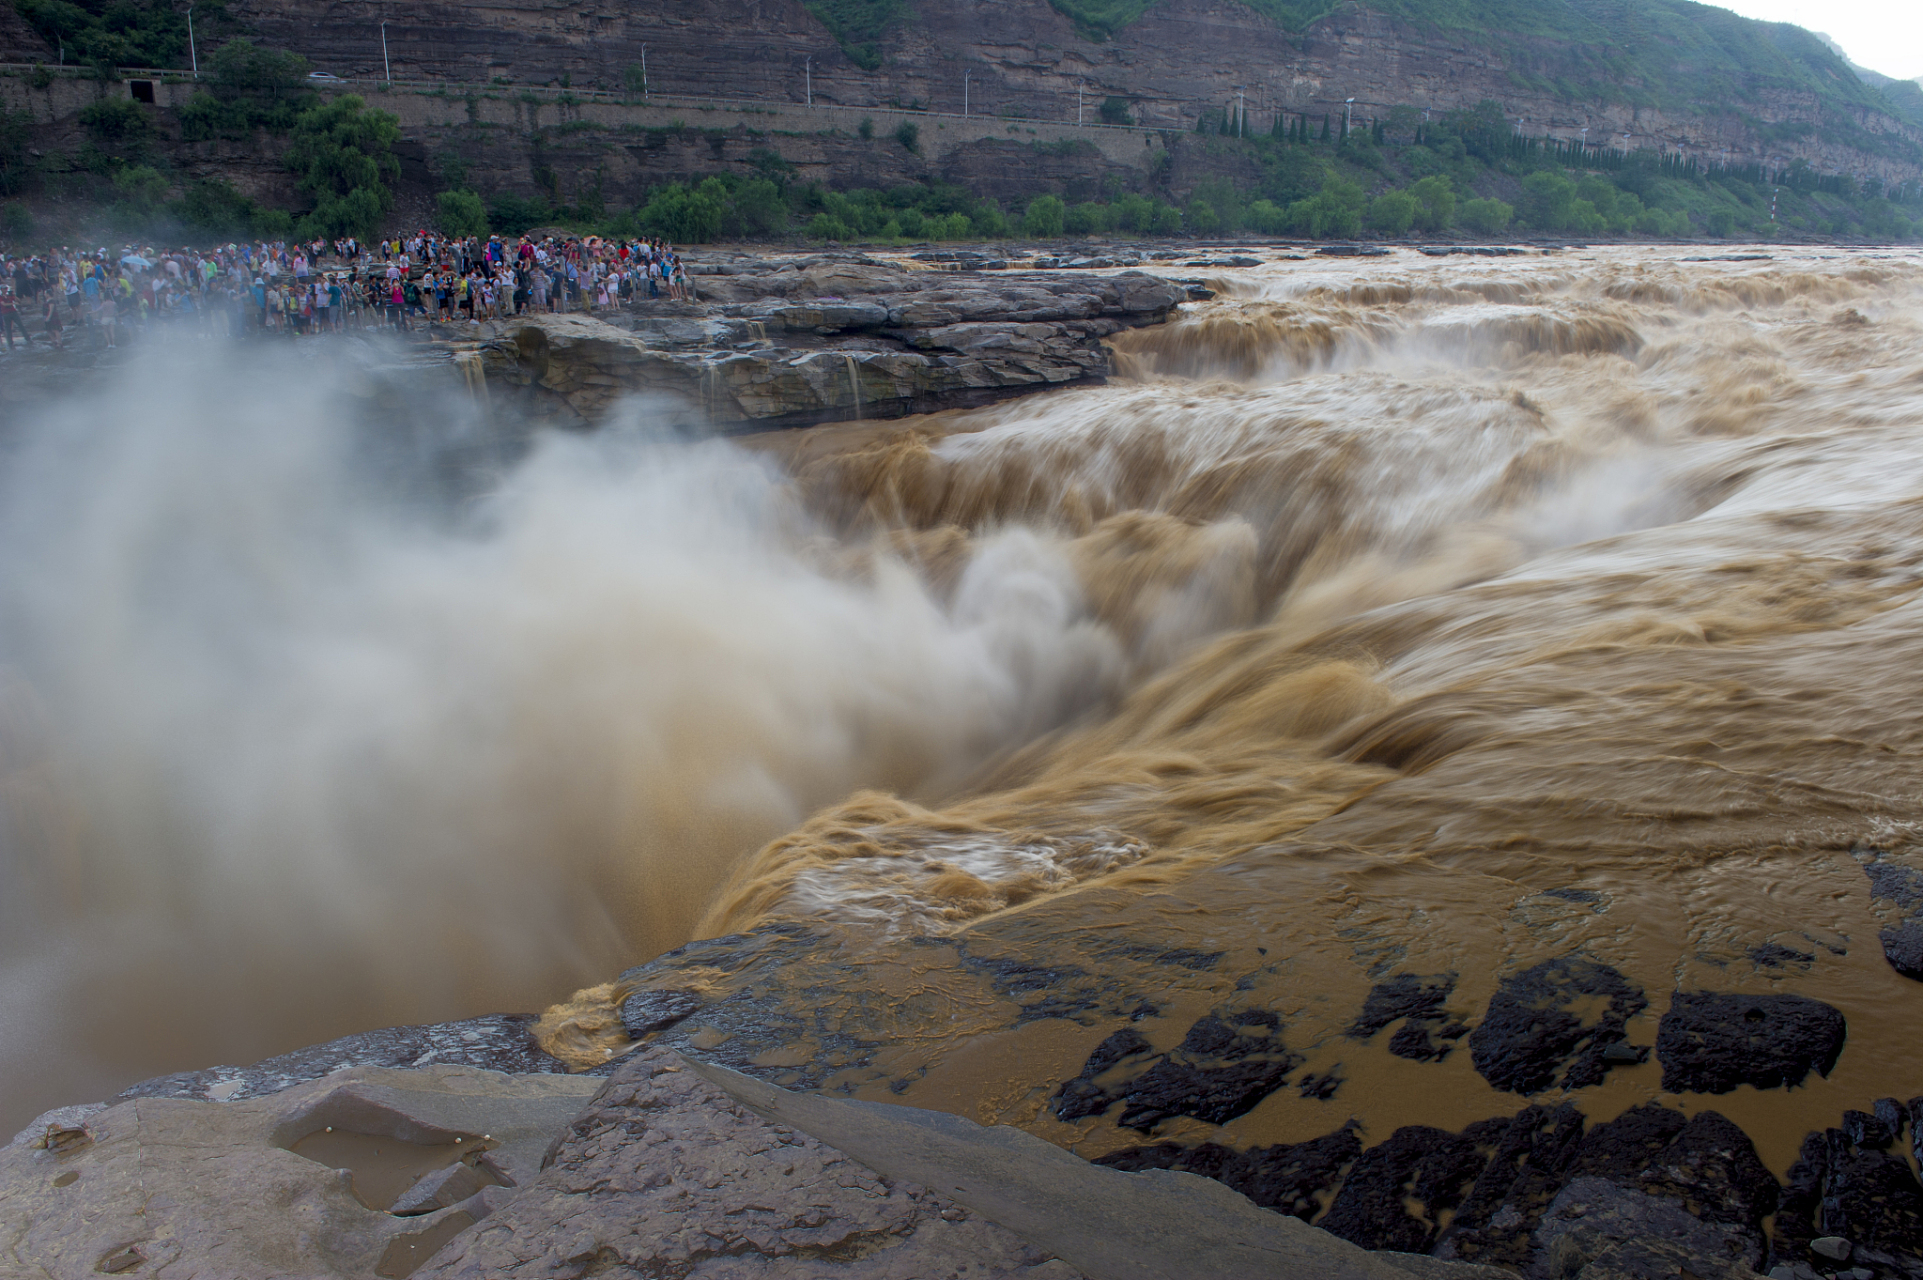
[4,247,1923,1174]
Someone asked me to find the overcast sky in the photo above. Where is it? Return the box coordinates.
[1710,0,1923,81]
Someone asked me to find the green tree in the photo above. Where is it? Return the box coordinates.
[175,177,263,236]
[79,97,149,144]
[1292,175,1365,237]
[1065,201,1114,234]
[1,200,34,240]
[1184,196,1221,234]
[1457,197,1514,235]
[436,189,489,237]
[285,95,401,239]
[807,211,854,240]
[729,178,789,237]
[1099,95,1131,126]
[1367,189,1418,235]
[639,179,727,242]
[1022,194,1066,237]
[1246,198,1288,234]
[1519,172,1576,230]
[111,163,168,206]
[894,120,919,153]
[1408,175,1455,231]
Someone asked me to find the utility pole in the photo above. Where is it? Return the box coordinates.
[640,44,647,99]
[1236,87,1245,137]
[187,4,198,76]
[963,69,969,118]
[1078,79,1083,126]
[805,56,811,107]
[1580,126,1588,152]
[1344,97,1354,137]
[381,20,391,82]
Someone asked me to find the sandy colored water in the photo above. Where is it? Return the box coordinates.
[654,245,1923,1174]
[4,245,1923,1176]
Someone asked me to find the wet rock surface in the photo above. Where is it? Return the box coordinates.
[478,255,1189,430]
[1774,1113,1923,1279]
[0,1064,601,1280]
[1655,992,1847,1094]
[115,1013,575,1103]
[1319,1124,1489,1253]
[413,1047,1081,1280]
[1534,1178,1763,1280]
[1466,956,1649,1094]
[1093,1125,1362,1221]
[1347,973,1468,1062]
[1047,1010,1307,1131]
[1862,853,1923,980]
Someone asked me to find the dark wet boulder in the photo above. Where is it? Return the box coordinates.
[1773,1123,1923,1275]
[1880,920,1923,980]
[618,987,701,1038]
[1467,955,1648,1094]
[115,1013,570,1103]
[1860,856,1923,981]
[1347,973,1466,1062]
[1116,1014,1304,1130]
[1439,1104,1776,1270]
[1093,1124,1362,1222]
[1655,992,1846,1093]
[1750,941,1817,971]
[1436,1105,1588,1265]
[1534,1177,1764,1280]
[1052,1027,1153,1121]
[1318,1125,1488,1253]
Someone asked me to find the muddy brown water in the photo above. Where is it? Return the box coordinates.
[589,246,1923,1177]
[3,246,1922,1186]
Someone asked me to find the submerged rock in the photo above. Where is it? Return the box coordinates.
[1346,973,1467,1062]
[1050,1011,1304,1131]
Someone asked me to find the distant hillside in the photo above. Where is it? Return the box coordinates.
[8,0,1923,182]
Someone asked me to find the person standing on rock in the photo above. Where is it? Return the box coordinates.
[0,285,20,352]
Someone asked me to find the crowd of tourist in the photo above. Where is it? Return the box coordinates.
[0,231,696,352]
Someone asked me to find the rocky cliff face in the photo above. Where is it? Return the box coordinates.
[477,256,1193,430]
[223,0,1923,182]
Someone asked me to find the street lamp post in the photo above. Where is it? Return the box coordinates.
[1236,88,1246,137]
[1344,96,1354,137]
[1078,79,1083,125]
[963,69,969,118]
[187,4,198,76]
[640,44,647,99]
[805,56,811,106]
[381,20,391,82]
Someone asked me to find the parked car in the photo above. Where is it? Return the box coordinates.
[307,71,341,81]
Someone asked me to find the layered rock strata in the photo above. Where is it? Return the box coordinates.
[477,257,1192,430]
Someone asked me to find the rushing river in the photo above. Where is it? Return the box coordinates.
[3,246,1922,1173]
